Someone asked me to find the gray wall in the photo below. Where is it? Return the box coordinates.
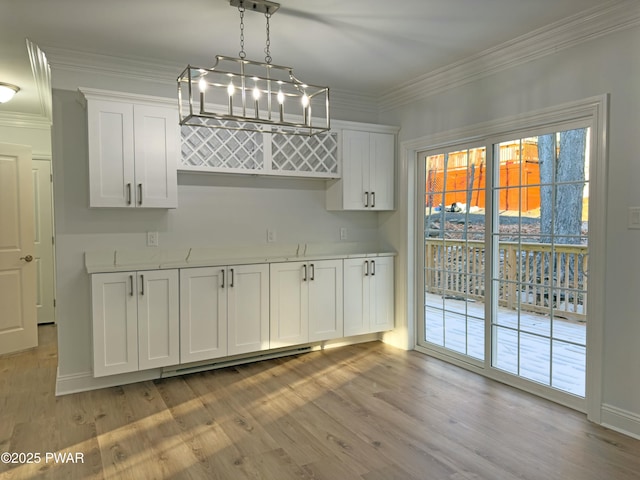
[379,24,640,437]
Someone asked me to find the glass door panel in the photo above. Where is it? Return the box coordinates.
[424,146,486,362]
[490,129,589,398]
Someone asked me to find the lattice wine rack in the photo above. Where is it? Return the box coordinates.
[180,122,338,178]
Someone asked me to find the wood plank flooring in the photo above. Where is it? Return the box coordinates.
[2,324,640,479]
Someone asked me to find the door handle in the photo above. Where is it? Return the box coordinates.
[20,255,34,262]
[371,191,376,208]
[140,274,145,295]
[364,191,370,208]
[126,183,132,205]
[138,184,143,205]
[303,264,307,281]
[310,263,315,281]
[364,260,369,276]
[371,260,376,276]
[230,268,234,287]
[221,269,225,288]
[129,275,134,296]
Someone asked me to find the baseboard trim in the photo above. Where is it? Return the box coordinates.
[55,368,160,396]
[55,334,381,396]
[601,404,640,440]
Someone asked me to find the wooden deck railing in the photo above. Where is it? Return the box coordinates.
[425,240,588,322]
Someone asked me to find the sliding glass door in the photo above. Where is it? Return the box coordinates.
[418,126,590,405]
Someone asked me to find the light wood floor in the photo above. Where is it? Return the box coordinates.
[1,325,640,480]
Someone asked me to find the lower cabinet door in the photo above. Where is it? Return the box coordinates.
[137,269,180,369]
[92,272,138,377]
[343,259,370,337]
[370,256,395,333]
[180,267,228,363]
[308,259,343,342]
[270,261,308,348]
[227,264,270,356]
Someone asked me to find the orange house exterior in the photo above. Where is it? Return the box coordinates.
[426,141,541,212]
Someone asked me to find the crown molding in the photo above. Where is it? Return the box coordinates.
[379,0,640,111]
[26,39,53,124]
[0,111,52,129]
[43,46,180,86]
[44,46,380,120]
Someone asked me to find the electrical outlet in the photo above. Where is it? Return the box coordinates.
[267,229,277,243]
[340,227,348,240]
[147,231,159,247]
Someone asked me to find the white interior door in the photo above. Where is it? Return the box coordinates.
[0,143,37,355]
[32,158,55,324]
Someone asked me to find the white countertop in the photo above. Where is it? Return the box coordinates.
[85,243,396,274]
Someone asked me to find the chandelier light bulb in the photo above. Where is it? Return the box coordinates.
[198,77,207,114]
[277,89,285,122]
[227,80,235,115]
[301,93,309,108]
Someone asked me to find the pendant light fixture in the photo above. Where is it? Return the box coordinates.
[178,0,330,136]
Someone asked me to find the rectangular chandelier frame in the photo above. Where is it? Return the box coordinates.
[178,55,330,136]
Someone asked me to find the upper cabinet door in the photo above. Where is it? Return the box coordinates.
[87,100,135,208]
[133,105,178,208]
[369,133,395,211]
[341,130,370,210]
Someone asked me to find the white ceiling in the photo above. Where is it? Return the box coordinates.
[0,0,615,120]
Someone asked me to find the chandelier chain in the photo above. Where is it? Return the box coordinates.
[264,10,272,64]
[238,3,246,59]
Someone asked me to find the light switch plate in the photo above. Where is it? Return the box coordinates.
[629,207,640,229]
[267,229,277,243]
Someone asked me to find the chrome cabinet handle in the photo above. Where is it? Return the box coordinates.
[303,264,307,281]
[138,184,143,205]
[371,260,376,276]
[140,274,144,295]
[310,264,315,281]
[364,260,369,276]
[364,191,369,207]
[129,275,134,296]
[230,268,234,287]
[221,269,225,288]
[371,191,376,208]
[126,183,132,205]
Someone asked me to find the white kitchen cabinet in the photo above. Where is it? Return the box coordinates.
[344,256,394,336]
[91,269,179,377]
[83,89,178,208]
[180,264,269,364]
[327,129,395,211]
[270,259,343,348]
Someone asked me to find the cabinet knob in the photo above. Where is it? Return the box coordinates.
[20,254,34,263]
